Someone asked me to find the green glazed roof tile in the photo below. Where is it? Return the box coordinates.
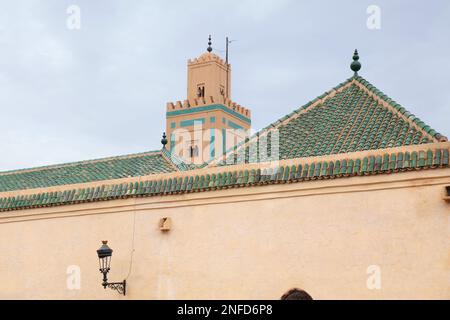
[443,150,449,165]
[0,150,179,192]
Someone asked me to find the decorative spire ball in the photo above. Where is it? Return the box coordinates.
[207,35,212,53]
[161,132,168,148]
[350,49,361,76]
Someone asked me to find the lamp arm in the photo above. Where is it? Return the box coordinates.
[106,280,126,296]
[99,268,126,295]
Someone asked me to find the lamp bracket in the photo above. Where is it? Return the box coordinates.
[106,280,126,296]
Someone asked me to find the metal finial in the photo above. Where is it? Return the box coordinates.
[161,132,168,148]
[350,49,361,76]
[207,35,212,52]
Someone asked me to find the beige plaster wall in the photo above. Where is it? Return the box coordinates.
[0,169,449,300]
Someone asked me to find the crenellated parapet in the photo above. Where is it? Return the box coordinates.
[166,96,251,119]
[188,52,229,67]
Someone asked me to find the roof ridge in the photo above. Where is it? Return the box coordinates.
[258,77,355,133]
[0,150,162,177]
[160,148,200,171]
[353,75,447,142]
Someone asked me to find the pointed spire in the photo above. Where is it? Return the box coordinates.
[207,35,212,53]
[350,49,361,76]
[161,132,168,148]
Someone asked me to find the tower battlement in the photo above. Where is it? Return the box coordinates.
[188,52,228,67]
[166,96,251,119]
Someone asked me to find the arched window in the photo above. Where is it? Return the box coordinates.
[197,86,205,98]
[281,288,313,300]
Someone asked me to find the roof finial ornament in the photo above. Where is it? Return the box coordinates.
[161,132,168,148]
[207,35,212,53]
[350,49,361,76]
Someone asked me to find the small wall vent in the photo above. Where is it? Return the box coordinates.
[159,217,172,232]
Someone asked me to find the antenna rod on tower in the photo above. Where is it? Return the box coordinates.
[226,37,229,64]
[226,37,229,98]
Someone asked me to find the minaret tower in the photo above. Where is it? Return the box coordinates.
[165,36,252,164]
[187,35,231,101]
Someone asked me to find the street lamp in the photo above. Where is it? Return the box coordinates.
[96,241,126,295]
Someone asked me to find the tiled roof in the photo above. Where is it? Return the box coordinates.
[0,74,448,211]
[0,150,178,192]
[161,148,200,171]
[1,147,448,212]
[217,76,446,166]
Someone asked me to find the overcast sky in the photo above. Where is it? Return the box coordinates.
[0,0,449,171]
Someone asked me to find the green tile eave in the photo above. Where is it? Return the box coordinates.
[0,147,448,212]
